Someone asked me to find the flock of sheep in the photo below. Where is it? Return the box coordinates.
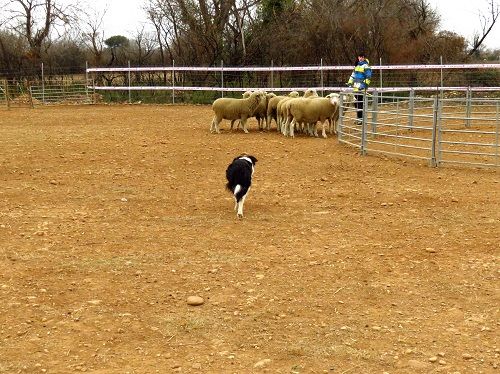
[209,89,355,138]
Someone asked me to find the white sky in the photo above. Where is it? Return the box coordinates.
[90,0,500,49]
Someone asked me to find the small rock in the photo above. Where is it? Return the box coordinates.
[120,198,128,202]
[186,296,204,306]
[462,353,473,360]
[425,247,436,253]
[87,300,102,305]
[429,356,438,362]
[254,359,271,368]
[407,360,431,370]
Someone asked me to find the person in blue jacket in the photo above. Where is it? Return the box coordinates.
[347,52,372,122]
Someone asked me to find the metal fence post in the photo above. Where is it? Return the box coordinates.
[128,60,131,103]
[271,60,274,90]
[430,96,439,167]
[408,88,415,131]
[172,60,175,104]
[440,56,444,100]
[85,61,89,102]
[379,58,382,90]
[465,87,472,128]
[496,101,499,166]
[221,60,224,98]
[41,62,45,104]
[320,58,324,97]
[338,94,344,142]
[371,89,378,135]
[5,80,10,109]
[360,92,368,155]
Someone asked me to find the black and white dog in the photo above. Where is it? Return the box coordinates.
[225,154,257,218]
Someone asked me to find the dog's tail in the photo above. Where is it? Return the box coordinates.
[227,183,244,202]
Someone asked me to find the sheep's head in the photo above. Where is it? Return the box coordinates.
[249,91,266,110]
[288,91,300,97]
[325,92,340,99]
[303,88,318,98]
[242,90,252,98]
[342,93,355,105]
[326,93,340,106]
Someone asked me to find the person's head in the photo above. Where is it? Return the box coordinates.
[357,52,366,61]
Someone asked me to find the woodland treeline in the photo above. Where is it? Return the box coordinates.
[0,0,499,78]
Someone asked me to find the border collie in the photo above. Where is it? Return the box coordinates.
[225,154,257,218]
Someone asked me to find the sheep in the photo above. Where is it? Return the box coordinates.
[232,91,275,131]
[210,91,266,134]
[325,93,340,135]
[266,91,300,131]
[286,95,340,139]
[230,91,253,131]
[280,89,320,136]
[324,92,356,135]
[303,88,319,98]
[276,95,300,135]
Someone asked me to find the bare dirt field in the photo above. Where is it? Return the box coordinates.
[0,104,498,374]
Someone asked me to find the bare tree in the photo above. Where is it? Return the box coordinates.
[131,27,157,65]
[468,0,500,56]
[1,0,78,62]
[79,6,107,65]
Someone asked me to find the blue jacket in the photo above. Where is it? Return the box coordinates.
[348,59,372,91]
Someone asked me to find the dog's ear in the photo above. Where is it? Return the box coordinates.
[249,155,257,164]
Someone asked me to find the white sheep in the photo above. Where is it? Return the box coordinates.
[266,91,300,131]
[324,92,356,135]
[232,91,275,131]
[303,88,319,98]
[286,96,340,138]
[276,95,300,135]
[281,89,320,136]
[210,91,266,134]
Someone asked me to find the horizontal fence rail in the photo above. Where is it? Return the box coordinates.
[85,63,500,104]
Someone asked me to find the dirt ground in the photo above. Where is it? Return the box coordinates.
[0,104,498,374]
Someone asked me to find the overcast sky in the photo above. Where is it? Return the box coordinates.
[89,0,500,49]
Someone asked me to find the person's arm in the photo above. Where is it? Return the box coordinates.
[364,64,372,88]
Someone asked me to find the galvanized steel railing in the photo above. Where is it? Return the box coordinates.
[338,91,500,169]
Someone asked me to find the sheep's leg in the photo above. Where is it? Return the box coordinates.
[283,117,289,136]
[321,120,328,139]
[289,118,296,138]
[241,117,249,133]
[314,122,320,137]
[266,114,272,131]
[211,117,221,134]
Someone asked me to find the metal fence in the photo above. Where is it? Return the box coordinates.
[86,62,500,104]
[338,90,499,168]
[0,78,92,108]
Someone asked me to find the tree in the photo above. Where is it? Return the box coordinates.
[104,35,129,66]
[468,0,500,57]
[1,0,77,62]
[80,6,107,65]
